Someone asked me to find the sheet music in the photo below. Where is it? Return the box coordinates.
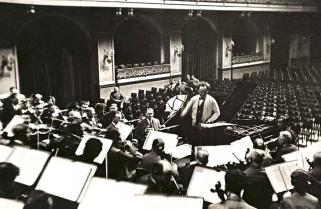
[279,161,300,191]
[36,157,96,202]
[265,164,286,193]
[143,131,178,154]
[199,122,236,129]
[196,146,239,166]
[0,145,12,162]
[118,122,133,141]
[265,161,299,193]
[230,136,253,162]
[75,135,113,164]
[171,144,192,159]
[3,115,25,137]
[79,178,147,209]
[0,198,24,209]
[187,166,225,204]
[282,151,309,171]
[6,146,50,186]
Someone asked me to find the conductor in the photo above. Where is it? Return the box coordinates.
[180,82,220,146]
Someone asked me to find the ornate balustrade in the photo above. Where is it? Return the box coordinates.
[232,53,264,65]
[116,64,171,79]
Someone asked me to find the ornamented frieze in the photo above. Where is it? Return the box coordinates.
[232,53,264,65]
[117,64,171,79]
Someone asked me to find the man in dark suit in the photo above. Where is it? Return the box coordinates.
[134,108,164,145]
[179,149,209,189]
[243,149,274,209]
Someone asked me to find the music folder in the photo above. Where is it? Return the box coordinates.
[5,146,51,186]
[3,115,25,137]
[187,166,226,204]
[195,146,239,167]
[78,178,147,209]
[230,136,253,162]
[36,156,97,202]
[143,131,178,154]
[75,135,113,164]
[0,145,13,162]
[171,144,192,159]
[265,160,300,193]
[0,198,24,209]
[118,122,134,141]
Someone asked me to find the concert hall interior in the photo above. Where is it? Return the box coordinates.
[0,0,321,209]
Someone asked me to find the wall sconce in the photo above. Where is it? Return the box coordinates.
[188,10,202,17]
[266,38,275,53]
[103,50,114,66]
[225,40,234,57]
[128,9,134,16]
[116,8,134,16]
[27,5,36,14]
[174,45,184,57]
[116,8,122,16]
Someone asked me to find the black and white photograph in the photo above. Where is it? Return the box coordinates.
[0,0,321,209]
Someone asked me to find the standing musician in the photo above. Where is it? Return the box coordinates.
[180,82,220,146]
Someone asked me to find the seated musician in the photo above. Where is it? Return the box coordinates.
[281,169,319,209]
[208,169,255,209]
[140,138,165,172]
[137,160,180,195]
[107,130,142,180]
[2,93,25,127]
[180,82,220,146]
[74,137,106,177]
[29,104,45,124]
[252,138,273,167]
[23,190,53,209]
[82,107,99,128]
[0,162,20,199]
[58,111,84,158]
[273,131,298,163]
[41,104,64,126]
[100,103,126,128]
[30,94,44,107]
[308,152,321,204]
[134,108,164,145]
[79,100,90,117]
[179,149,209,189]
[106,111,122,134]
[243,149,274,209]
[110,86,125,109]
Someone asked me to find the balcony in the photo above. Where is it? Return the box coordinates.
[232,52,264,65]
[116,64,171,80]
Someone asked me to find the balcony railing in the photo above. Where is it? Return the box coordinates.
[116,64,171,79]
[232,52,264,65]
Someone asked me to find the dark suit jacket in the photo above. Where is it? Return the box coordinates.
[243,165,274,209]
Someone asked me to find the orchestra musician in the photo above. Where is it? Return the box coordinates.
[134,108,164,146]
[110,86,125,110]
[180,82,220,146]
